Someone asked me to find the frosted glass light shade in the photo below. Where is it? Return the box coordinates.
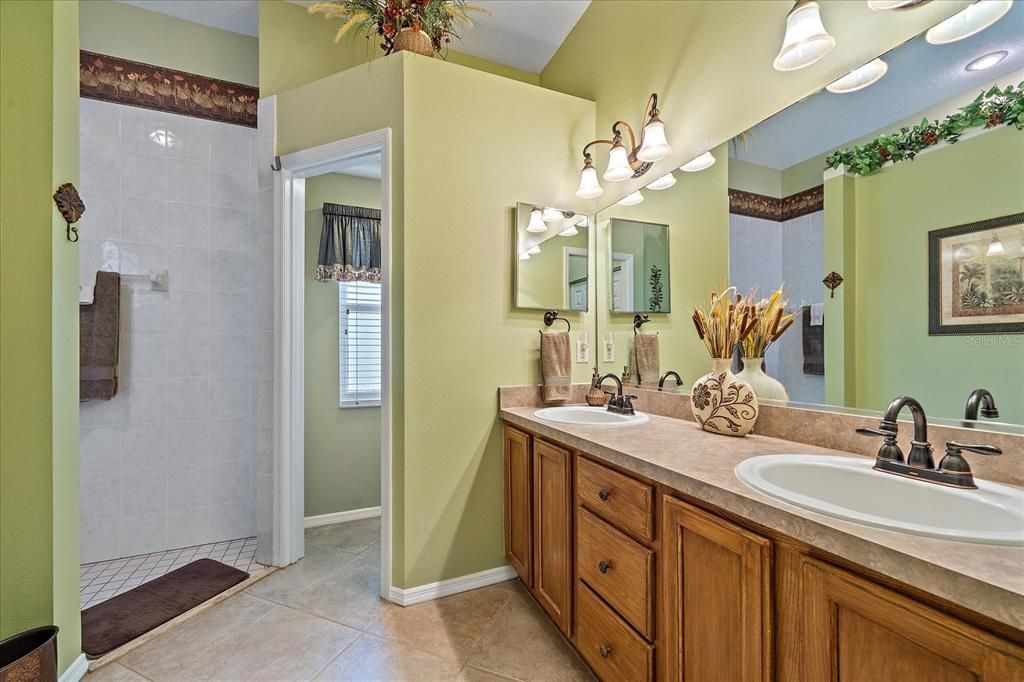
[867,0,930,9]
[618,191,644,206]
[680,151,716,172]
[527,208,547,233]
[773,1,836,71]
[542,207,563,222]
[965,50,1008,71]
[927,1,1012,45]
[575,214,588,227]
[576,165,604,199]
[559,225,579,237]
[637,120,672,162]
[826,58,888,94]
[647,172,677,190]
[987,234,1005,256]
[527,244,542,255]
[519,251,531,260]
[604,143,634,182]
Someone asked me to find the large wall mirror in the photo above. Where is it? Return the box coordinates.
[594,6,1023,429]
[514,202,590,311]
[609,218,671,313]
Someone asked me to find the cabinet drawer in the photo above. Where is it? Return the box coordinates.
[576,581,653,682]
[577,507,654,639]
[577,456,654,541]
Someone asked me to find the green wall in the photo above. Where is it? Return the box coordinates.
[837,128,1024,423]
[0,0,81,672]
[259,0,538,97]
[80,0,259,86]
[516,225,588,310]
[304,173,382,518]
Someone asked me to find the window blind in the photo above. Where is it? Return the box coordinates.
[339,281,382,407]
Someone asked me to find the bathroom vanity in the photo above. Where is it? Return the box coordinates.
[500,402,1024,681]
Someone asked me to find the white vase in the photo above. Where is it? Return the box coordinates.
[736,357,789,402]
[690,358,759,437]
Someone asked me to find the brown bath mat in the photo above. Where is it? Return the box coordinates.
[81,559,249,658]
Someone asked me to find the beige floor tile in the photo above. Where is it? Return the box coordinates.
[466,591,594,682]
[119,591,277,678]
[84,663,149,681]
[286,552,392,629]
[458,665,522,681]
[245,543,358,603]
[368,585,511,663]
[305,518,380,554]
[314,633,463,681]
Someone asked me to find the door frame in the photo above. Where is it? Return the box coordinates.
[273,128,394,600]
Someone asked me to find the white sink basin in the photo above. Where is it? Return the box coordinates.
[735,455,1024,546]
[534,406,650,426]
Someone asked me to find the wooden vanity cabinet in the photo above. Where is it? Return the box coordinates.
[503,425,532,586]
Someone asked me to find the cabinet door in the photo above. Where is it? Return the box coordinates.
[533,438,573,635]
[503,426,532,587]
[802,558,1024,681]
[661,496,772,682]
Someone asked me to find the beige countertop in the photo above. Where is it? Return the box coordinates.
[500,405,1024,632]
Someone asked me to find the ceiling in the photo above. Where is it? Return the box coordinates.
[314,152,383,180]
[117,1,590,73]
[734,2,1024,170]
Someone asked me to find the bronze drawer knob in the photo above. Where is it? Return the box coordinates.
[598,488,610,501]
[598,560,610,574]
[599,644,612,658]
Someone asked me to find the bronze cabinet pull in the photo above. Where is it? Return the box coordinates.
[599,644,612,658]
[598,560,610,574]
[598,488,610,501]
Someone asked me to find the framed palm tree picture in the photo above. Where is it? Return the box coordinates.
[929,213,1024,335]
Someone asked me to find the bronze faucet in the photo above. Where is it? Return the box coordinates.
[658,371,684,390]
[964,388,1000,421]
[595,373,636,416]
[857,395,1002,489]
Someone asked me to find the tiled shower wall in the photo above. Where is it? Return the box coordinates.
[78,98,271,564]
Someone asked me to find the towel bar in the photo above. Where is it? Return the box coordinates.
[542,310,571,333]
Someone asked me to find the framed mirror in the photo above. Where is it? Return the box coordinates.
[514,202,589,311]
[608,218,671,314]
[594,6,1024,429]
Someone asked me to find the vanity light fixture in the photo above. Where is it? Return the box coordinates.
[618,190,644,206]
[575,93,672,198]
[826,58,889,94]
[987,232,1005,256]
[527,244,542,256]
[773,0,836,72]
[575,214,588,227]
[526,207,547,233]
[680,151,716,172]
[867,0,933,9]
[541,207,563,223]
[559,224,579,237]
[965,50,1009,71]
[647,172,677,190]
[519,251,531,260]
[926,0,1013,45]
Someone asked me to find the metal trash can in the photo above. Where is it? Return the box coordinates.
[0,626,58,682]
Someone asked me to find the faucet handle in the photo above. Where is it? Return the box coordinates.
[855,427,890,438]
[945,442,1003,456]
[856,427,904,463]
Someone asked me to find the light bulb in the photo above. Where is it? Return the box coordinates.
[527,244,541,255]
[987,233,1005,256]
[680,151,716,172]
[559,225,579,237]
[542,207,563,223]
[576,162,603,199]
[526,208,547,233]
[636,118,672,162]
[519,251,531,261]
[773,0,836,72]
[826,58,888,94]
[965,50,1009,71]
[647,172,677,190]
[604,142,634,182]
[926,0,1013,45]
[618,191,644,206]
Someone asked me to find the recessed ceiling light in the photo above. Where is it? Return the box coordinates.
[965,50,1009,71]
[926,0,1013,45]
[827,58,889,93]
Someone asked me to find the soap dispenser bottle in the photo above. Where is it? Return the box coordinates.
[586,368,608,407]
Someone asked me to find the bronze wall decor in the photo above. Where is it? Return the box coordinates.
[79,51,258,128]
[53,182,85,243]
[728,185,824,222]
[823,271,844,298]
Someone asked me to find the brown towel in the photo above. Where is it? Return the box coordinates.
[632,333,660,386]
[540,332,571,403]
[80,271,121,400]
[802,305,824,375]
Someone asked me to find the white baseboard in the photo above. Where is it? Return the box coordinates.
[304,506,381,528]
[389,565,517,607]
[60,654,88,682]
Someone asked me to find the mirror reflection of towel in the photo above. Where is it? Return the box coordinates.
[802,306,824,375]
[541,332,571,403]
[632,333,660,386]
[80,271,121,400]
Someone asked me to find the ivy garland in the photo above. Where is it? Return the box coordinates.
[825,82,1024,176]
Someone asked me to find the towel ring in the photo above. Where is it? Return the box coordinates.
[542,310,571,333]
[633,314,650,334]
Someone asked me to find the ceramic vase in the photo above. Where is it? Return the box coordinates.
[736,357,789,402]
[690,358,759,437]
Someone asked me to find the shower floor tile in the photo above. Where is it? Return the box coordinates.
[81,537,261,610]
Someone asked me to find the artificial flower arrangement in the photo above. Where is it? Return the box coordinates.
[739,288,795,359]
[691,287,758,359]
[308,0,486,56]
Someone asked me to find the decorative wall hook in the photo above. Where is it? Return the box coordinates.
[823,271,844,298]
[53,182,85,243]
[270,156,282,171]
